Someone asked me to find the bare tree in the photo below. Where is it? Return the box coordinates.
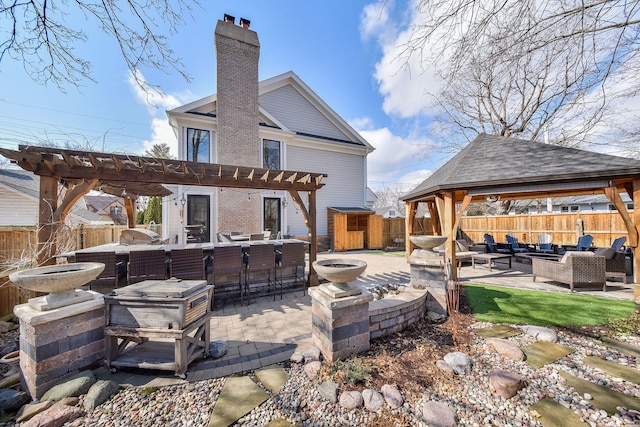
[0,0,199,91]
[404,0,640,149]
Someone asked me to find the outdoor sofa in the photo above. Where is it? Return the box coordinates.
[532,251,606,292]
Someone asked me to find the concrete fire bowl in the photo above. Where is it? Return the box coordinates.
[9,262,105,293]
[409,235,447,250]
[313,259,367,298]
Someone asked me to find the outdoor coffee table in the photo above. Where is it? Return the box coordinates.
[472,253,512,271]
[514,253,562,264]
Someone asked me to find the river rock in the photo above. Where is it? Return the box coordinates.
[486,338,525,361]
[21,402,83,427]
[381,384,403,408]
[0,371,21,388]
[0,388,31,413]
[209,340,228,359]
[303,361,321,379]
[316,380,339,403]
[41,370,96,402]
[362,388,385,412]
[303,348,321,362]
[339,390,363,410]
[521,325,558,342]
[290,352,305,364]
[84,379,119,410]
[16,401,54,423]
[436,359,455,374]
[443,351,472,375]
[489,369,525,398]
[422,401,457,427]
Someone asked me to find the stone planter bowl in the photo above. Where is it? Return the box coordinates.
[9,262,105,294]
[409,235,447,250]
[313,259,367,284]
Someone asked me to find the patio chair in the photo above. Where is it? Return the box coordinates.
[245,243,277,302]
[127,249,169,285]
[169,247,208,281]
[211,245,244,303]
[75,251,126,291]
[611,236,627,252]
[484,234,511,254]
[594,245,628,284]
[536,233,554,254]
[532,251,606,292]
[576,234,594,251]
[217,233,233,243]
[276,241,306,295]
[506,234,529,253]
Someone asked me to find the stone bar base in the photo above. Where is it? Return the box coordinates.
[309,288,373,363]
[14,292,105,398]
[409,262,448,316]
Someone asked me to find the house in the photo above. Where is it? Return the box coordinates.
[84,195,128,225]
[163,16,374,249]
[511,194,634,214]
[0,169,113,227]
[374,206,404,218]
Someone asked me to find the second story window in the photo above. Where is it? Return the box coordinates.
[263,139,281,169]
[187,128,210,163]
[110,206,122,216]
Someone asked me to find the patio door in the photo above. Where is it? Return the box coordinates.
[187,195,210,243]
[263,197,281,239]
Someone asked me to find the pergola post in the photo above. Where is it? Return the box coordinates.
[37,176,58,266]
[308,190,318,287]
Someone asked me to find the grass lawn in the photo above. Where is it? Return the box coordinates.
[464,283,637,327]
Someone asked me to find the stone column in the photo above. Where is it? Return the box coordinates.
[408,254,448,316]
[14,293,105,398]
[309,288,373,363]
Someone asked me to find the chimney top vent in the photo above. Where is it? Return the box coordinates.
[240,17,251,29]
[223,14,235,24]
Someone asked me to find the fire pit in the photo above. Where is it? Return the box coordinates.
[9,262,105,311]
[313,258,367,298]
[408,235,447,263]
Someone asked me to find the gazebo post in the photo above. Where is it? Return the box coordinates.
[405,201,416,257]
[443,192,457,278]
[633,180,640,295]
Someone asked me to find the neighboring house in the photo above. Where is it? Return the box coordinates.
[84,195,128,225]
[374,206,404,219]
[514,194,634,214]
[366,188,378,209]
[0,169,113,227]
[163,16,374,247]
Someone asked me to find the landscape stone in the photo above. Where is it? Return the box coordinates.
[443,351,472,375]
[489,369,525,398]
[316,380,339,403]
[209,340,228,359]
[362,388,385,412]
[435,359,455,374]
[255,366,289,394]
[521,325,558,342]
[381,384,403,408]
[0,321,11,333]
[0,388,31,413]
[41,370,96,402]
[21,403,83,427]
[422,401,457,427]
[289,352,304,364]
[56,397,79,407]
[0,371,21,388]
[84,379,119,410]
[339,390,363,410]
[303,348,321,362]
[303,361,322,379]
[486,338,525,361]
[16,401,53,423]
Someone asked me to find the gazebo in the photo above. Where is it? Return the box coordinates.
[402,134,640,285]
[0,145,326,283]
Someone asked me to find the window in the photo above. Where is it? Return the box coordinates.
[263,139,281,169]
[186,128,210,163]
[561,205,579,212]
[628,203,634,210]
[263,198,281,238]
[110,206,122,216]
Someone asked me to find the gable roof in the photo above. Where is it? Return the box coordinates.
[403,133,640,202]
[167,71,373,150]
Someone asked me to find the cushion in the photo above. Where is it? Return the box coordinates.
[560,251,594,263]
[594,247,615,260]
[456,240,470,252]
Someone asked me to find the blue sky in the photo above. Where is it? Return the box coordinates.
[0,0,446,193]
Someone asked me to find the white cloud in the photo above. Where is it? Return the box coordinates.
[360,1,390,42]
[141,117,178,158]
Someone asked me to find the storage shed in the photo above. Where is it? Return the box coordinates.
[328,207,383,251]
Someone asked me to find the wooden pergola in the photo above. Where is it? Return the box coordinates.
[402,134,640,287]
[0,145,326,283]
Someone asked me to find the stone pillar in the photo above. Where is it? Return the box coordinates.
[309,288,373,363]
[14,293,105,398]
[409,254,448,316]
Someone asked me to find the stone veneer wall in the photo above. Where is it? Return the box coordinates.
[369,287,428,340]
[15,295,105,398]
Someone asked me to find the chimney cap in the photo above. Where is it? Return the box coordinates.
[240,17,251,29]
[223,14,235,24]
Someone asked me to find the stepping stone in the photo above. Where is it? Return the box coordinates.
[265,419,295,427]
[600,337,640,358]
[473,324,522,338]
[584,356,640,385]
[521,342,574,369]
[559,371,640,415]
[254,365,289,394]
[530,398,587,427]
[209,376,268,427]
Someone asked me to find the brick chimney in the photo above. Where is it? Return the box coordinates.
[214,15,260,166]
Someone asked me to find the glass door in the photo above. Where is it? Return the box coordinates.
[187,195,210,243]
[263,198,281,239]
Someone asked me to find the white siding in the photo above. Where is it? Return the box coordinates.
[286,146,365,236]
[260,85,351,142]
[0,189,37,226]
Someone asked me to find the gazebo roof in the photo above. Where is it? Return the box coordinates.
[402,134,640,202]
